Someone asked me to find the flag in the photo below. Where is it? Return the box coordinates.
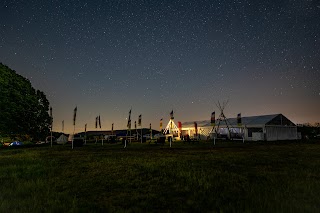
[160,118,163,129]
[211,111,215,126]
[127,120,131,129]
[194,122,198,136]
[95,116,98,129]
[127,109,132,129]
[135,121,137,129]
[112,123,114,131]
[128,109,131,120]
[62,120,64,132]
[85,123,87,132]
[73,106,77,126]
[178,121,182,129]
[150,123,152,132]
[178,121,182,134]
[98,115,101,128]
[237,113,242,126]
[138,114,141,126]
[170,110,174,119]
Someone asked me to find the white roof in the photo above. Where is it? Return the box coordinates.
[182,114,295,128]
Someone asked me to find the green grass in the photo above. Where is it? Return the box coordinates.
[1,140,320,212]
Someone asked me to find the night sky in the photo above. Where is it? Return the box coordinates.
[1,0,319,133]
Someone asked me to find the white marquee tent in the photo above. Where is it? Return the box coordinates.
[181,114,297,141]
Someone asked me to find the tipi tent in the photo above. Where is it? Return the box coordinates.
[57,134,68,144]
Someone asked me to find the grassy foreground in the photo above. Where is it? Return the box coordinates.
[1,141,320,212]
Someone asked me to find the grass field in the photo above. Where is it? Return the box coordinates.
[1,140,320,212]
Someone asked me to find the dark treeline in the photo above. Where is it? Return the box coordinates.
[0,63,51,141]
[298,126,320,139]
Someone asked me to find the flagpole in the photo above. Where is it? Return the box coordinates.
[72,106,77,150]
[134,121,137,140]
[95,116,98,145]
[124,117,127,148]
[72,125,75,149]
[138,114,142,143]
[50,107,53,148]
[136,129,138,140]
[85,124,87,145]
[98,115,103,146]
[51,128,53,147]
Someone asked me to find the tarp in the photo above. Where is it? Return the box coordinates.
[9,141,23,146]
[57,134,68,144]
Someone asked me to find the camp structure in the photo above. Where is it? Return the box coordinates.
[57,134,68,144]
[181,114,297,141]
[9,141,23,146]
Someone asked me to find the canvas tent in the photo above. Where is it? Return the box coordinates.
[181,114,297,141]
[9,141,23,146]
[57,134,68,144]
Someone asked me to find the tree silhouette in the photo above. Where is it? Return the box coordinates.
[0,63,51,140]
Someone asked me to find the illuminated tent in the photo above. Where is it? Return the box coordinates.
[57,134,68,144]
[181,114,297,141]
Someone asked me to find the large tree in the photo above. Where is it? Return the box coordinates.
[0,63,51,140]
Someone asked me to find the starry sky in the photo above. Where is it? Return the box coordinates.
[1,0,320,133]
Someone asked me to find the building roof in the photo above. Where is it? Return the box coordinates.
[182,114,296,128]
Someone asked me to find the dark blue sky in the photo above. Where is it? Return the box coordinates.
[1,0,319,133]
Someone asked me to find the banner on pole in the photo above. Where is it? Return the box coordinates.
[127,120,131,130]
[73,106,77,126]
[95,116,98,129]
[160,118,163,129]
[194,122,198,136]
[98,115,101,129]
[138,114,141,126]
[211,111,215,127]
[127,109,132,130]
[85,123,87,132]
